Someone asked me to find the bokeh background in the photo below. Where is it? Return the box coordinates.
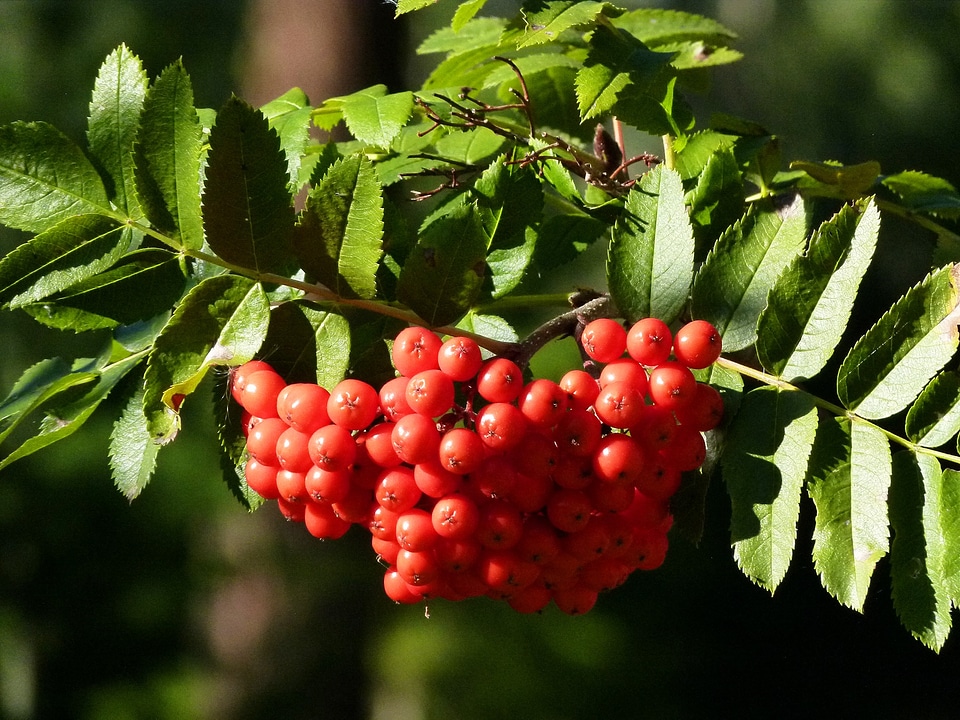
[2,1,960,718]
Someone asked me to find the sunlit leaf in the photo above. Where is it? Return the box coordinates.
[0,121,110,233]
[517,1,623,48]
[838,265,960,420]
[608,165,693,324]
[87,43,148,219]
[807,417,891,612]
[261,87,313,191]
[340,85,414,148]
[906,371,960,448]
[110,385,161,501]
[692,195,807,351]
[757,198,880,381]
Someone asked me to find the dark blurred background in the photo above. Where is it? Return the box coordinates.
[2,1,960,718]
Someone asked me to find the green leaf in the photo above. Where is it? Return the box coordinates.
[293,154,384,300]
[0,357,99,442]
[0,121,111,233]
[838,265,960,420]
[882,170,960,219]
[889,451,952,651]
[87,44,148,219]
[453,0,489,32]
[299,305,353,390]
[203,96,295,275]
[261,87,313,191]
[0,214,128,308]
[418,17,507,55]
[397,202,487,326]
[757,198,880,381]
[456,310,519,347]
[340,85,414,148]
[723,387,818,592]
[575,23,674,121]
[142,277,269,443]
[534,213,606,271]
[22,248,185,331]
[608,165,693,324]
[807,417,892,612]
[110,385,161,501]
[940,468,960,607]
[395,0,436,15]
[614,8,738,45]
[906,371,960,448]
[213,373,264,511]
[791,160,881,200]
[133,59,204,250]
[685,144,744,238]
[517,1,623,48]
[433,127,506,166]
[692,195,807,352]
[0,352,144,472]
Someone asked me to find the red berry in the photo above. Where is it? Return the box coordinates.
[580,318,627,363]
[593,380,646,429]
[559,369,600,412]
[379,376,412,421]
[305,465,351,504]
[552,409,602,458]
[246,417,287,466]
[327,378,380,431]
[476,358,524,403]
[375,466,421,513]
[518,378,568,428]
[396,549,441,586]
[392,326,442,377]
[230,360,275,404]
[413,460,463,498]
[244,457,280,499]
[476,499,523,549]
[396,508,439,552]
[391,412,441,465]
[648,361,698,411]
[405,369,455,418]
[275,469,308,502]
[546,488,593,533]
[592,433,645,485]
[674,383,725,431]
[307,424,357,473]
[438,336,484,382]
[239,369,287,418]
[598,359,649,396]
[361,422,402,468]
[276,383,330,433]
[673,319,722,369]
[304,500,352,540]
[627,317,672,366]
[475,402,527,452]
[383,567,423,604]
[438,427,486,475]
[553,584,598,615]
[431,494,481,540]
[275,426,314,473]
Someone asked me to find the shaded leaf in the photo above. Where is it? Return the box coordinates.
[293,154,384,300]
[889,451,952,651]
[838,265,960,420]
[534,213,606,271]
[807,417,891,612]
[0,214,127,308]
[143,277,269,443]
[87,44,148,218]
[906,371,960,448]
[397,202,487,326]
[791,160,881,200]
[723,387,818,592]
[0,352,144,472]
[608,165,693,324]
[203,96,295,275]
[882,170,960,219]
[133,60,204,250]
[757,198,880,381]
[941,468,960,607]
[0,121,110,233]
[614,8,738,45]
[110,385,161,501]
[692,194,807,352]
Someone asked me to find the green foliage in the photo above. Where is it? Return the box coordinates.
[1,0,960,649]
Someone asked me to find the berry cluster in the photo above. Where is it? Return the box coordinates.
[230,317,722,615]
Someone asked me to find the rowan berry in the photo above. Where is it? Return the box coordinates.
[593,380,646,429]
[648,361,698,411]
[391,412,441,465]
[431,494,481,540]
[244,457,280,499]
[475,402,527,452]
[580,318,627,363]
[239,369,286,418]
[276,383,330,433]
[405,369,455,418]
[375,466,421,514]
[559,369,600,412]
[438,335,484,382]
[327,378,380,431]
[518,378,568,427]
[476,357,524,403]
[308,424,357,473]
[438,427,486,475]
[626,317,672,366]
[673,319,722,369]
[392,326,442,377]
[379,376,412,421]
[396,508,439,552]
[546,488,593,533]
[230,360,275,404]
[304,500,352,540]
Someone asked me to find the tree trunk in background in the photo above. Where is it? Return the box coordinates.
[239,0,404,111]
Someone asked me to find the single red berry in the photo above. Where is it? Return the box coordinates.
[674,383,725,431]
[230,360,275,404]
[307,424,357,473]
[244,457,280,499]
[518,378,568,428]
[476,357,524,403]
[305,465,351,504]
[580,318,627,363]
[391,412,441,465]
[438,427,486,475]
[396,549,441,586]
[375,466,421,513]
[379,376,412,421]
[648,361,698,411]
[598,359,649,396]
[360,422,402,468]
[546,488,593,533]
[438,335,484,382]
[475,402,528,452]
[476,549,539,591]
[431,493,481,540]
[592,433,645,485]
[507,582,553,614]
[661,424,707,471]
[383,567,423,604]
[413,460,463,498]
[239,369,287,418]
[514,515,562,566]
[593,381,646,429]
[475,499,524,549]
[553,409,602,458]
[275,426,314,473]
[396,508,439,552]
[559,369,600,412]
[327,378,380,431]
[627,317,672,366]
[472,454,518,499]
[392,326,442,377]
[276,383,330,433]
[587,474,635,513]
[304,500,352,540]
[275,469,308,502]
[405,369,455,418]
[673,319,722,369]
[552,584,599,615]
[434,536,482,574]
[246,417,287,466]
